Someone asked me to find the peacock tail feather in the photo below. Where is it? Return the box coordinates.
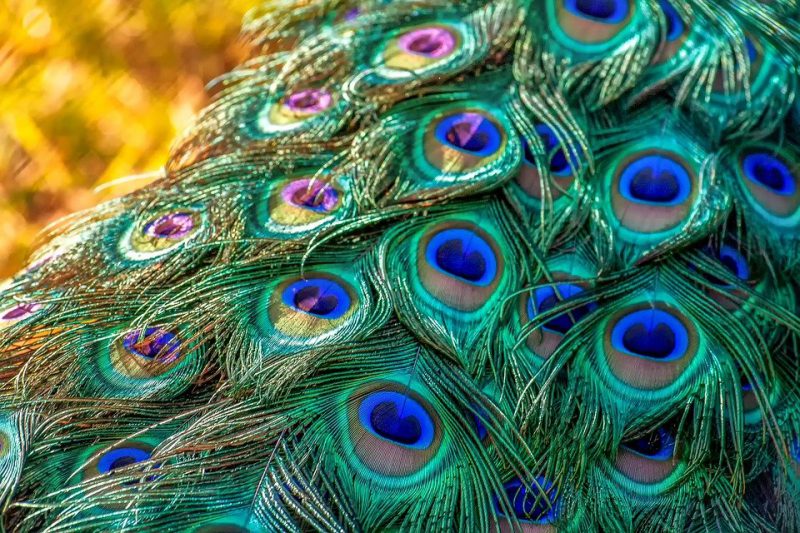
[2,0,800,531]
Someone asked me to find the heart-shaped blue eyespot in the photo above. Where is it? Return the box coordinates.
[742,152,796,196]
[425,228,497,286]
[281,278,352,319]
[611,308,689,361]
[358,390,436,450]
[435,112,502,157]
[619,154,692,206]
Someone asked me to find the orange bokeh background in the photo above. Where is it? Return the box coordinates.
[0,0,252,278]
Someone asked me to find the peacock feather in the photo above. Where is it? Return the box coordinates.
[2,0,800,531]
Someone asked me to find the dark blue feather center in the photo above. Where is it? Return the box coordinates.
[658,0,684,42]
[619,154,692,205]
[621,428,674,460]
[426,228,498,286]
[435,112,502,157]
[370,401,422,445]
[529,284,598,334]
[622,323,676,359]
[611,308,689,361]
[358,390,436,449]
[742,152,796,196]
[495,477,560,524]
[436,238,486,282]
[282,278,351,320]
[565,0,629,23]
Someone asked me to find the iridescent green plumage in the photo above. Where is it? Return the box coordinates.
[1,0,800,531]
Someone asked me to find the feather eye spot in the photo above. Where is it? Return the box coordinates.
[280,278,352,319]
[122,327,181,365]
[347,383,443,477]
[254,174,347,238]
[658,0,683,42]
[0,302,42,325]
[97,447,152,475]
[742,153,796,196]
[359,391,436,449]
[702,244,750,288]
[282,88,333,115]
[527,284,597,334]
[611,309,688,361]
[421,107,510,177]
[143,212,196,239]
[495,477,561,525]
[615,427,679,484]
[607,148,698,237]
[283,179,339,213]
[602,303,699,390]
[258,89,336,133]
[380,23,462,77]
[621,428,674,461]
[552,0,634,46]
[435,112,502,157]
[425,228,497,286]
[81,440,158,505]
[564,0,629,23]
[398,27,456,59]
[126,209,203,259]
[619,155,691,205]
[735,145,800,223]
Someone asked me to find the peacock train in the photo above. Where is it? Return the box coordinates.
[2,0,800,531]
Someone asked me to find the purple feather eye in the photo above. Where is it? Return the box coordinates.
[283,89,333,114]
[495,477,561,525]
[0,302,42,323]
[281,179,339,213]
[398,27,456,58]
[143,212,196,239]
[436,112,502,156]
[122,328,181,365]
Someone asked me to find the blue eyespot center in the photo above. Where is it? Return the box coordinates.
[358,390,436,449]
[496,477,560,524]
[745,38,757,64]
[98,447,152,474]
[528,284,597,334]
[371,402,422,445]
[523,124,573,176]
[435,112,502,157]
[701,244,750,287]
[122,328,180,362]
[619,154,691,205]
[658,0,683,42]
[426,228,498,286]
[565,0,629,23]
[611,308,689,361]
[281,278,351,319]
[791,440,800,463]
[741,373,753,392]
[621,428,674,461]
[742,152,796,196]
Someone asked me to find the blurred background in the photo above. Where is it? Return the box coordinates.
[0,0,253,278]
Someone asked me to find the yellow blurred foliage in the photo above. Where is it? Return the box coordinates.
[0,0,253,277]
